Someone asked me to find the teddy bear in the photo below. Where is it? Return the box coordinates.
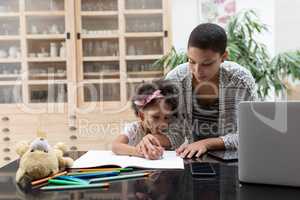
[15,137,74,189]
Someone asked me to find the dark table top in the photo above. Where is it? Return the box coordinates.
[0,151,300,200]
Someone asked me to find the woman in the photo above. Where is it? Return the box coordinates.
[138,23,257,158]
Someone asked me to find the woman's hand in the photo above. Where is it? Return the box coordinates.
[136,134,164,160]
[176,141,208,158]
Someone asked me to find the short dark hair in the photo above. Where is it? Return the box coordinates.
[188,23,227,54]
[131,79,179,116]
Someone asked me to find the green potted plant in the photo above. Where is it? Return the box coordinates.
[155,9,300,99]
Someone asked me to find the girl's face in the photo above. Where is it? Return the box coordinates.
[139,100,172,134]
[188,47,227,82]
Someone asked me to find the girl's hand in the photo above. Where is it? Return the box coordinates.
[176,141,208,158]
[136,135,164,160]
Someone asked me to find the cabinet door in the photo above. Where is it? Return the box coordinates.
[75,0,171,112]
[0,0,23,107]
[23,0,77,113]
[75,0,122,111]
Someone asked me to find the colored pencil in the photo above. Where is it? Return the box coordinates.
[67,170,120,176]
[40,182,110,191]
[55,176,89,185]
[89,172,150,184]
[72,167,133,173]
[71,171,120,179]
[48,179,83,185]
[31,171,67,186]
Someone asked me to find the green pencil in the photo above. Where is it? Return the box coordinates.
[89,172,150,184]
[41,182,110,191]
[48,179,83,185]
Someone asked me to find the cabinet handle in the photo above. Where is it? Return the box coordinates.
[70,115,76,119]
[66,32,70,39]
[3,137,10,142]
[164,30,168,37]
[1,116,9,121]
[70,146,78,151]
[69,126,77,131]
[2,128,10,133]
[3,148,10,152]
[4,157,11,161]
[70,135,77,140]
[77,33,81,40]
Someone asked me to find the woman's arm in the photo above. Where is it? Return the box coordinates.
[220,80,258,150]
[176,137,225,158]
[112,135,142,157]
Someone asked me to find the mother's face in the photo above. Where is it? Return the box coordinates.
[187,47,227,82]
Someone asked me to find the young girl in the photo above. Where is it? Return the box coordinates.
[112,80,179,160]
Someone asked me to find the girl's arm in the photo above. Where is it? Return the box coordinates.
[112,135,143,157]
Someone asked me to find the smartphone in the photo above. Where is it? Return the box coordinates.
[190,162,216,176]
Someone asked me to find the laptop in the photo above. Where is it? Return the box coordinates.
[238,101,300,187]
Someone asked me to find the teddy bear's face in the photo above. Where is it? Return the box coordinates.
[30,138,50,153]
[22,149,59,180]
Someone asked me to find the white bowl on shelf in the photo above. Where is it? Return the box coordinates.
[29,53,36,58]
[37,52,50,58]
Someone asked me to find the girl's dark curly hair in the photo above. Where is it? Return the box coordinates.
[131,79,179,116]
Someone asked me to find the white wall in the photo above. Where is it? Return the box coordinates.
[236,0,275,56]
[171,0,199,52]
[171,0,276,55]
[275,0,300,53]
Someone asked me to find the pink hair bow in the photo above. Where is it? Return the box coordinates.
[134,90,164,107]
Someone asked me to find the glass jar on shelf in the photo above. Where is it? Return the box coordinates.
[30,25,39,34]
[1,23,9,35]
[59,42,66,58]
[8,46,18,59]
[50,42,58,57]
[128,44,136,55]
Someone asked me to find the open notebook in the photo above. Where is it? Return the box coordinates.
[71,151,184,169]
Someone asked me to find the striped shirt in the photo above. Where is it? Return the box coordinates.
[165,61,257,150]
[192,95,219,140]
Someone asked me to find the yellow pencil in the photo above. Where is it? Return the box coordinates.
[67,170,119,176]
[70,167,133,173]
[79,168,123,172]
